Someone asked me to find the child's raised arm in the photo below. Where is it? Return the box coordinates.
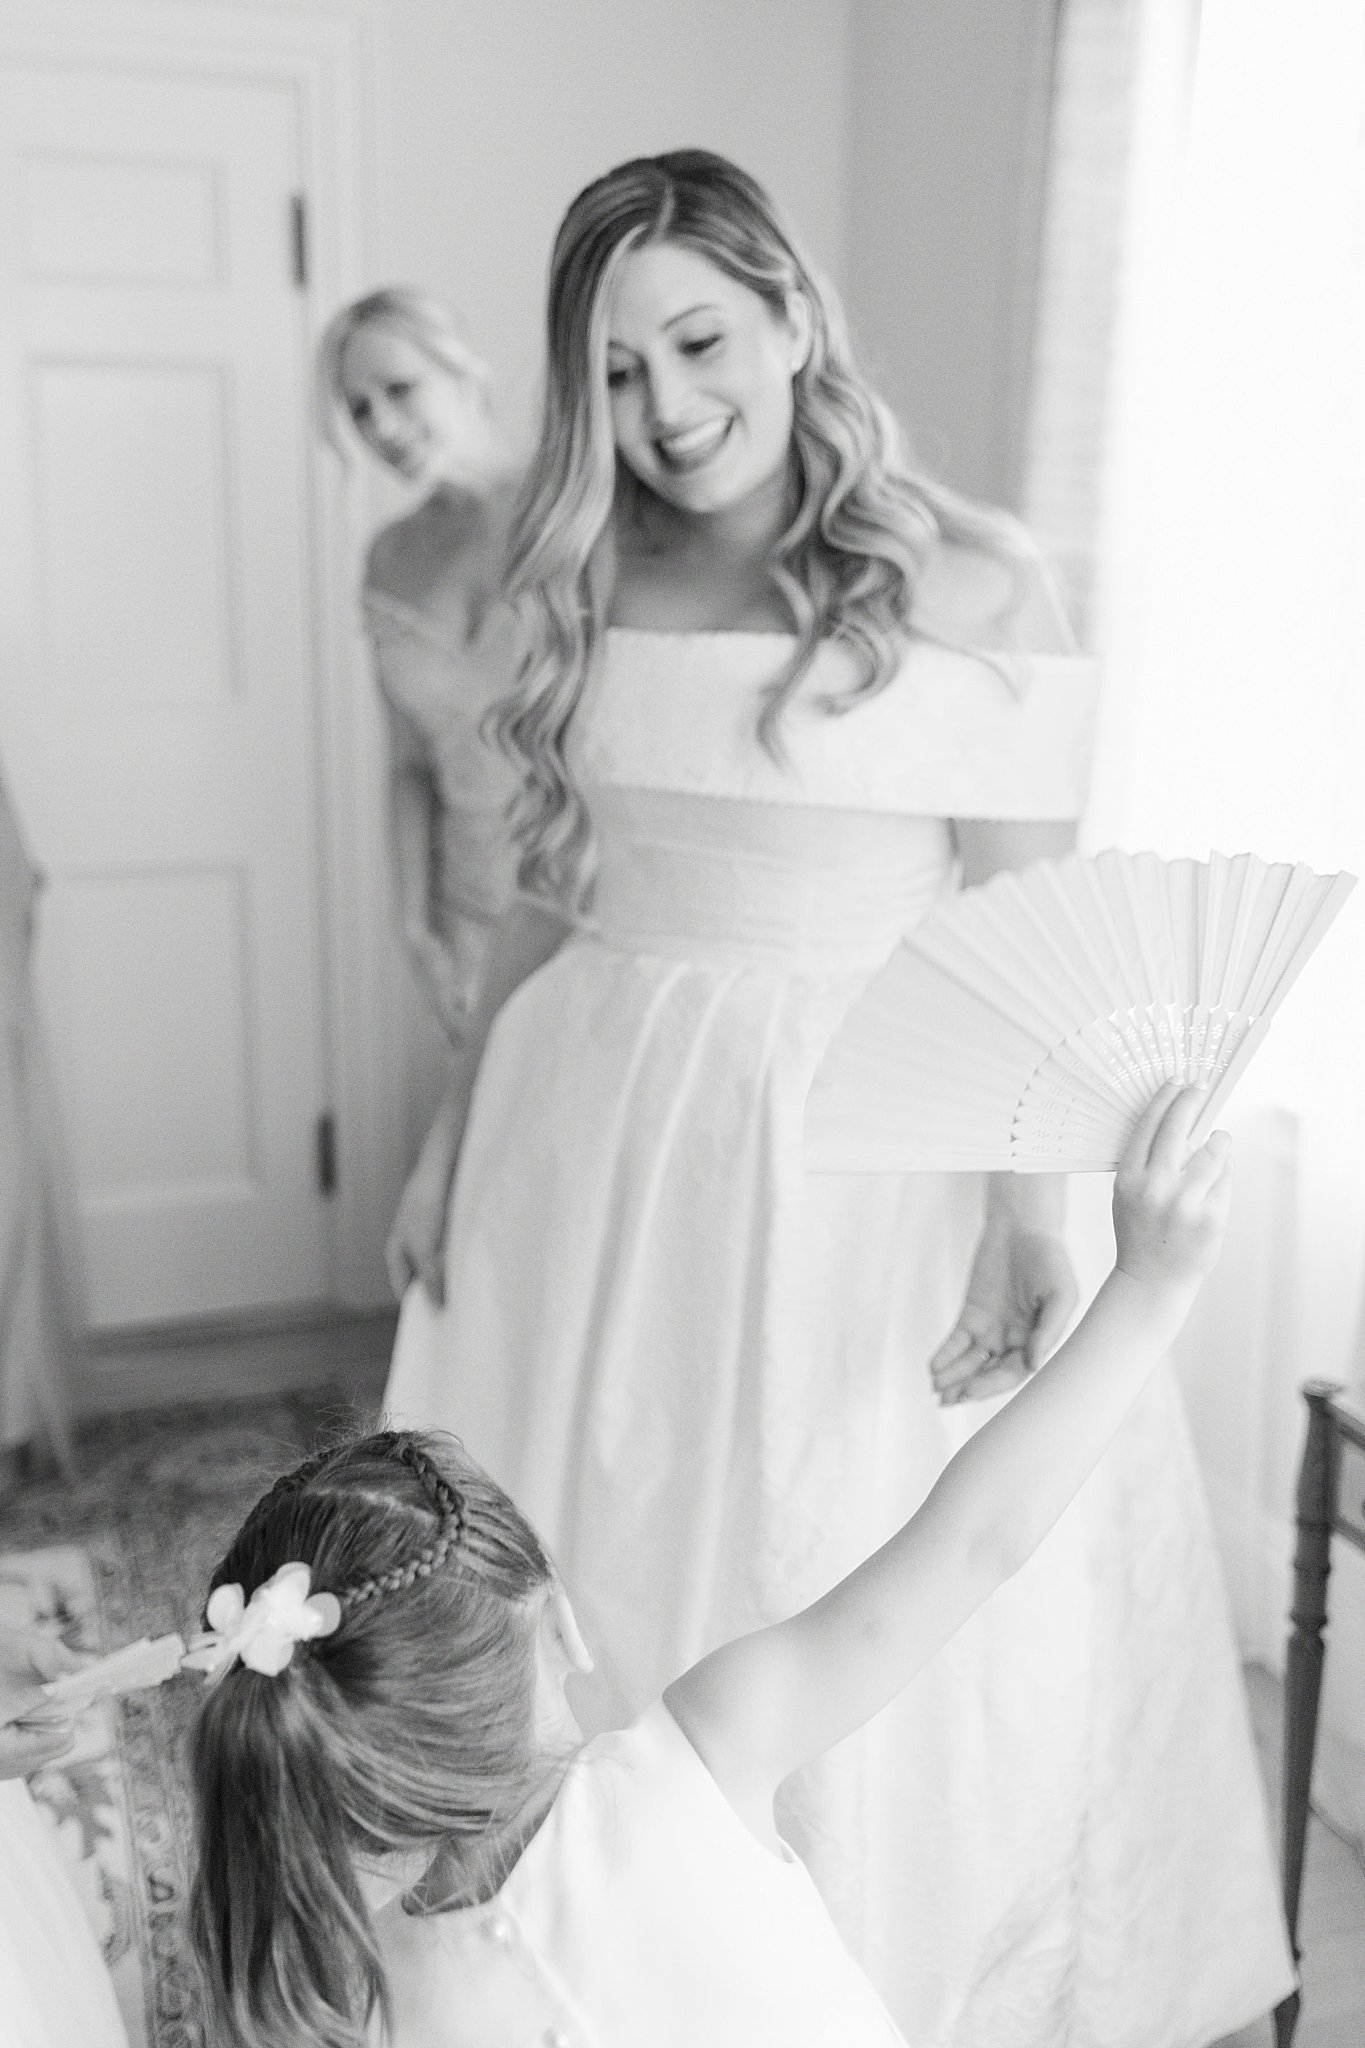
[665,1082,1232,1841]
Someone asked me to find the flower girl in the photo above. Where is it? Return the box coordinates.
[187,1084,1257,2048]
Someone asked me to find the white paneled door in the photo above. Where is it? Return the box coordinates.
[0,62,333,1326]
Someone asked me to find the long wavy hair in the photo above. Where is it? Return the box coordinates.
[314,286,492,459]
[187,1430,557,2048]
[496,147,1030,904]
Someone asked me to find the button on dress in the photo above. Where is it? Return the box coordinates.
[375,1701,906,2047]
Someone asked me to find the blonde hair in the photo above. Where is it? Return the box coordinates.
[496,148,1030,906]
[314,285,490,457]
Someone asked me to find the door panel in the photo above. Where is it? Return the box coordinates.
[0,62,332,1326]
[20,150,223,287]
[34,360,236,705]
[44,864,258,1183]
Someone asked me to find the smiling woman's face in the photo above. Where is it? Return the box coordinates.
[604,241,808,519]
[337,325,475,484]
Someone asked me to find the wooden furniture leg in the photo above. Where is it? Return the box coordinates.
[1274,1381,1340,2048]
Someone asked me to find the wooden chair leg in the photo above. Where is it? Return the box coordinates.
[1274,1381,1341,2047]
[1274,1991,1300,2048]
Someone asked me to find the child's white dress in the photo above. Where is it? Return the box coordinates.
[375,1699,905,2047]
[0,1779,128,2048]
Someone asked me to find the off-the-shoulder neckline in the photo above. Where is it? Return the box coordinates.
[366,611,1091,664]
[605,623,797,641]
[603,625,1092,662]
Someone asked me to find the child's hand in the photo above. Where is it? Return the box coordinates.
[1113,1082,1233,1296]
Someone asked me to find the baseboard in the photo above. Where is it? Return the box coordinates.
[79,1303,398,1417]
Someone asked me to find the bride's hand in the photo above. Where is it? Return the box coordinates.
[929,1224,1078,1405]
[407,928,475,1047]
[385,1162,450,1304]
[385,1088,471,1304]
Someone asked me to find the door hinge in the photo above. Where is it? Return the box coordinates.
[316,1112,338,1197]
[290,193,309,289]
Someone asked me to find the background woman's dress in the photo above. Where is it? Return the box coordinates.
[362,587,522,1018]
[386,627,1293,2044]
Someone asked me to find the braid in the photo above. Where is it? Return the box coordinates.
[397,1435,465,1524]
[218,1443,340,1585]
[336,1435,469,1613]
[266,1443,338,1496]
[208,1431,479,1628]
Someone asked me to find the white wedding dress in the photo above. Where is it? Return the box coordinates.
[386,627,1294,2045]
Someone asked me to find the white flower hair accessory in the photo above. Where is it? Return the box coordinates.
[183,1562,341,1678]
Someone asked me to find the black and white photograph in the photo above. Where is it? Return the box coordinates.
[0,3,1362,2045]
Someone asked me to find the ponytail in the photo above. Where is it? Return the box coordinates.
[190,1664,382,2048]
[186,1431,556,2048]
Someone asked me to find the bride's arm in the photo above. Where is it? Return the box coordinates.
[385,897,569,1301]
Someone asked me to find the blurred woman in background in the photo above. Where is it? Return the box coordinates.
[316,288,522,1050]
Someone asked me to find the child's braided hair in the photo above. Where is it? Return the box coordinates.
[187,1428,556,2048]
[333,1435,468,1609]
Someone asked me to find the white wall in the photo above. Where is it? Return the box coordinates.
[366,0,853,444]
[844,0,1057,507]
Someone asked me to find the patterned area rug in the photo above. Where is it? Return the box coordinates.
[0,1387,372,2048]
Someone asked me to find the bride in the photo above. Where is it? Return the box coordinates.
[385,149,1292,2041]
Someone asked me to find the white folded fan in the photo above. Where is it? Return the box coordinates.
[805,850,1356,1173]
